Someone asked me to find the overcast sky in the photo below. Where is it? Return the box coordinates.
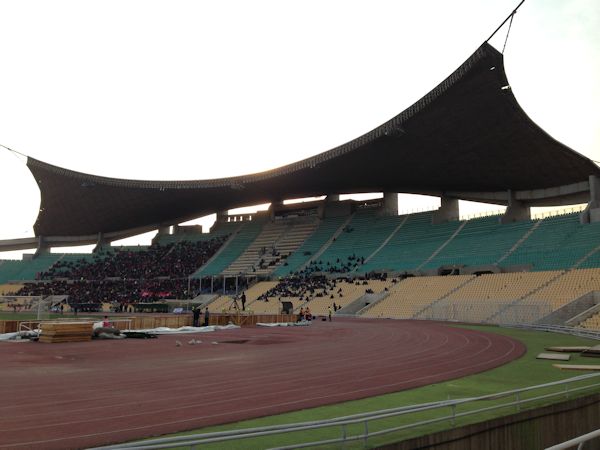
[1,0,599,258]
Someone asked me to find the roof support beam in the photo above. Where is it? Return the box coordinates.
[501,190,530,224]
[580,175,600,224]
[433,197,460,224]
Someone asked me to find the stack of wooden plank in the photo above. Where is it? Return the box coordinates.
[39,321,94,343]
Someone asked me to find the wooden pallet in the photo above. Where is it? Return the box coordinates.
[545,346,591,353]
[553,364,600,371]
[39,321,94,343]
[537,353,571,361]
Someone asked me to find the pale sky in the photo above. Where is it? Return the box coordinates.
[0,0,599,258]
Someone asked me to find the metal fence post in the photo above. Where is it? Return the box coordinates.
[451,404,456,426]
[342,424,347,449]
[364,420,369,447]
[515,392,521,412]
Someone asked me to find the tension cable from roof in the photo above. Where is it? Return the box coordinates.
[0,143,28,164]
[486,0,525,54]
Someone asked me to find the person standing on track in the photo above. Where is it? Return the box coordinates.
[203,307,210,327]
[192,306,201,327]
[328,305,332,321]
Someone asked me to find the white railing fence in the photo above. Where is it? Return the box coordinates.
[90,373,600,450]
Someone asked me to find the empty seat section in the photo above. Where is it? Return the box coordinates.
[520,268,600,313]
[362,275,474,319]
[423,216,534,269]
[431,271,560,323]
[501,214,583,270]
[579,311,600,330]
[315,209,400,272]
[0,253,62,283]
[367,213,460,270]
[361,212,457,272]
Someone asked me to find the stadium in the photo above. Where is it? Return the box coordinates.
[2,1,600,449]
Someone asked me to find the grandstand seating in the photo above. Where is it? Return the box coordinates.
[193,218,265,277]
[303,279,392,315]
[222,218,318,277]
[500,213,600,271]
[315,208,401,272]
[497,268,600,323]
[426,271,561,323]
[422,216,535,269]
[0,253,62,283]
[362,275,474,319]
[359,213,458,273]
[272,216,347,277]
[0,283,23,295]
[206,294,237,313]
[578,311,600,330]
[249,297,305,314]
[207,281,280,313]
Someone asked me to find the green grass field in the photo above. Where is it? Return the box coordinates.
[138,324,600,449]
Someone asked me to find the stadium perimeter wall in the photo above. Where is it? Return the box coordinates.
[0,313,297,333]
[385,393,600,450]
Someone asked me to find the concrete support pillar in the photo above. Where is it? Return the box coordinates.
[326,194,341,202]
[34,235,48,256]
[580,175,600,224]
[217,210,229,223]
[501,190,530,224]
[93,232,107,253]
[432,197,459,224]
[381,192,399,216]
[270,200,284,220]
[158,225,171,235]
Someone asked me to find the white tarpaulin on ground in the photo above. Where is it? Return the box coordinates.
[256,322,311,327]
[132,324,240,334]
[0,330,39,341]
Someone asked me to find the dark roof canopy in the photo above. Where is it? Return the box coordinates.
[28,43,600,237]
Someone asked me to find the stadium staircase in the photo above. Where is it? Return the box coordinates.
[297,214,355,272]
[412,275,477,319]
[297,279,392,316]
[192,218,264,277]
[416,221,467,270]
[272,215,347,277]
[484,271,566,323]
[315,209,402,273]
[575,305,600,330]
[500,213,580,270]
[350,291,391,316]
[359,212,460,273]
[539,291,600,326]
[421,216,534,270]
[496,219,542,264]
[355,215,409,269]
[222,218,318,277]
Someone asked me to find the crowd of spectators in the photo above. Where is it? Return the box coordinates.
[42,237,227,281]
[258,275,336,301]
[295,254,366,277]
[257,272,397,304]
[14,236,228,309]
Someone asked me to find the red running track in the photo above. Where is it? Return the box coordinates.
[0,318,525,449]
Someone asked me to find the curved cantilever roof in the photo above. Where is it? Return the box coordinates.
[28,42,600,237]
